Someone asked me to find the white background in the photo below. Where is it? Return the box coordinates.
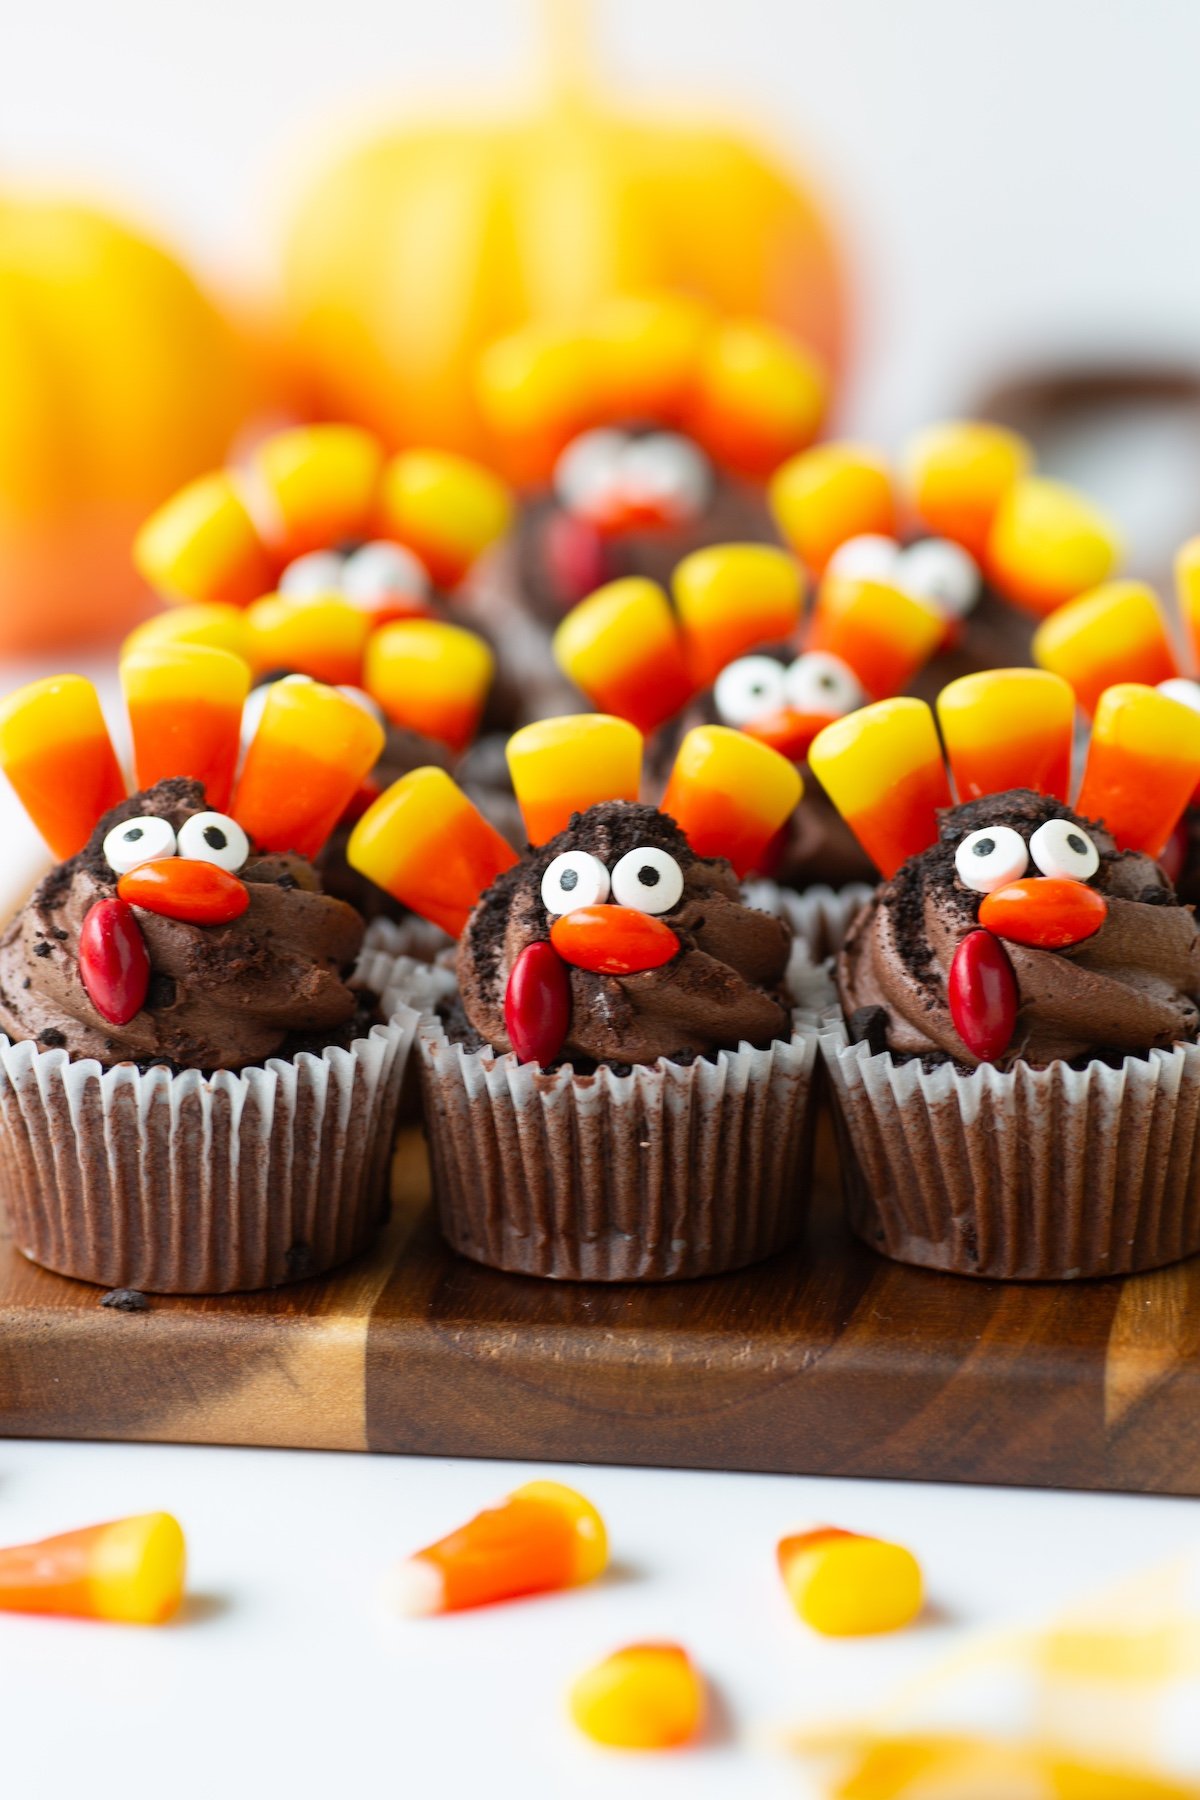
[3,5,1200,1792]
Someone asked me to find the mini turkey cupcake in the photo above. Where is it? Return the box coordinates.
[811,669,1200,1280]
[348,713,828,1281]
[0,648,417,1293]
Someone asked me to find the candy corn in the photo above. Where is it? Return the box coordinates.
[688,318,827,477]
[247,425,382,559]
[121,644,250,811]
[364,619,493,754]
[348,768,518,936]
[1032,581,1181,718]
[0,1512,185,1624]
[1176,536,1200,669]
[0,675,125,858]
[553,579,693,734]
[234,677,385,858]
[378,449,514,590]
[661,725,802,876]
[672,544,805,689]
[134,471,274,608]
[244,593,374,689]
[986,476,1122,617]
[902,420,1031,560]
[778,1528,923,1636]
[809,699,950,876]
[936,669,1074,802]
[589,292,713,424]
[121,602,253,664]
[808,574,944,700]
[507,715,643,847]
[1076,683,1200,858]
[388,1480,607,1616]
[477,321,592,483]
[569,1643,705,1750]
[768,443,897,576]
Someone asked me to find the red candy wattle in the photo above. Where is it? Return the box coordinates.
[550,905,680,975]
[503,941,571,1066]
[542,512,610,610]
[948,929,1018,1063]
[978,877,1107,950]
[78,898,151,1027]
[117,859,250,926]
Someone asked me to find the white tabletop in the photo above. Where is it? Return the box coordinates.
[1,1437,1196,1798]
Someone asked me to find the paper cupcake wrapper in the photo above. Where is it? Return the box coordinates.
[399,943,832,1282]
[821,1018,1200,1280]
[745,881,873,964]
[0,948,420,1295]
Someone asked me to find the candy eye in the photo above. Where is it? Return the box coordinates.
[825,534,901,584]
[619,433,711,520]
[553,429,630,516]
[713,655,787,728]
[610,846,684,915]
[103,815,178,875]
[897,538,981,619]
[278,550,345,601]
[783,651,864,718]
[340,541,431,613]
[177,811,250,873]
[1029,818,1099,882]
[540,851,611,915]
[954,825,1030,894]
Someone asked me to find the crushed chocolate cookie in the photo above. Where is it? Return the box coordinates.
[100,1288,150,1313]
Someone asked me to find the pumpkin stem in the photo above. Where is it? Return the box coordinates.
[541,0,594,108]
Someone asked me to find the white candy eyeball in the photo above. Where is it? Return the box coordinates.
[1029,818,1099,883]
[337,685,387,726]
[610,846,685,915]
[826,534,901,584]
[897,538,981,619]
[1159,677,1200,715]
[278,550,345,601]
[783,651,864,718]
[619,433,711,520]
[954,825,1030,894]
[713,655,787,728]
[553,429,630,516]
[103,815,178,875]
[177,811,250,873]
[540,850,611,915]
[341,541,431,613]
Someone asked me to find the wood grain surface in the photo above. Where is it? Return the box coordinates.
[1,1118,1199,1493]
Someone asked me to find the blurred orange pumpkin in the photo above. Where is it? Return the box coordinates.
[282,0,847,458]
[0,198,262,654]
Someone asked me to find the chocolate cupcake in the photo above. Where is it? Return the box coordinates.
[349,713,830,1280]
[811,670,1200,1279]
[0,660,417,1293]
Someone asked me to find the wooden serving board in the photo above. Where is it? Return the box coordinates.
[1,1117,1199,1494]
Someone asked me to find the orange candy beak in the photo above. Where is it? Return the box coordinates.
[118,859,250,926]
[550,905,680,975]
[741,707,836,762]
[978,877,1107,950]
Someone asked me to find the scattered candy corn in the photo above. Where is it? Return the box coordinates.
[378,450,514,590]
[672,544,805,689]
[348,768,518,936]
[1033,579,1181,720]
[121,643,250,812]
[778,1528,923,1637]
[809,699,950,876]
[364,619,493,754]
[552,579,693,735]
[688,318,827,478]
[808,573,944,700]
[134,470,273,608]
[769,443,897,576]
[986,476,1122,617]
[247,424,381,559]
[902,420,1031,560]
[234,677,384,858]
[936,669,1074,802]
[569,1643,705,1750]
[507,715,643,847]
[388,1481,607,1616]
[244,594,372,688]
[0,674,125,858]
[1076,683,1200,858]
[0,1513,185,1624]
[661,725,802,876]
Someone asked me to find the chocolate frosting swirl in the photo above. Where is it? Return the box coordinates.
[839,790,1200,1069]
[0,778,365,1072]
[457,800,793,1066]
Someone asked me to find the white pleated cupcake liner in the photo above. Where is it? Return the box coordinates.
[744,880,874,964]
[0,947,421,1295]
[821,1017,1200,1280]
